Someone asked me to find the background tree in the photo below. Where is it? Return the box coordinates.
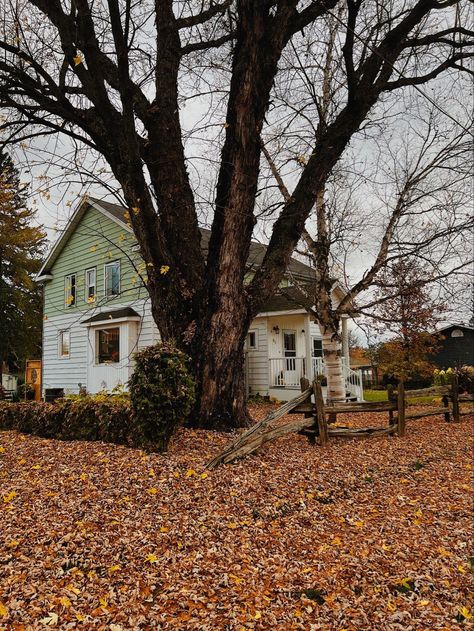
[0,151,46,384]
[266,105,473,400]
[366,258,445,380]
[0,0,472,426]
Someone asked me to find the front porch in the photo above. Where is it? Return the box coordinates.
[246,310,363,402]
[268,356,363,402]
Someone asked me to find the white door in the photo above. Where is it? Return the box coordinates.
[87,323,133,392]
[283,330,297,386]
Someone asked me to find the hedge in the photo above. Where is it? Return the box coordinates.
[0,344,196,451]
[0,397,133,447]
[0,398,136,447]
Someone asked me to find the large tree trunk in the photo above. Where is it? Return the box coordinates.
[148,277,252,429]
[190,332,250,430]
[320,324,346,402]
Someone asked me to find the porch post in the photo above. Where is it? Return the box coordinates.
[341,316,350,366]
[304,314,313,380]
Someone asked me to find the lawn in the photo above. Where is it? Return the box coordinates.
[0,406,473,629]
[364,389,443,406]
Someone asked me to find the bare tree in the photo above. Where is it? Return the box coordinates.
[268,107,473,399]
[0,0,472,426]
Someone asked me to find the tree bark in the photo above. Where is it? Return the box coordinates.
[188,302,252,429]
[320,324,346,402]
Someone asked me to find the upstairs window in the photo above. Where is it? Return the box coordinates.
[85,268,96,303]
[105,261,120,298]
[59,331,70,357]
[65,274,76,307]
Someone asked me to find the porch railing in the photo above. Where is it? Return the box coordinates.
[269,357,307,388]
[343,364,364,401]
[268,355,364,400]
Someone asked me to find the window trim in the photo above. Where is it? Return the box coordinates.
[64,273,76,308]
[85,267,96,303]
[58,330,70,358]
[247,329,258,351]
[104,260,121,298]
[95,325,121,365]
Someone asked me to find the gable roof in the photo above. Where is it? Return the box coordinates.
[437,323,474,334]
[258,286,315,313]
[37,195,313,280]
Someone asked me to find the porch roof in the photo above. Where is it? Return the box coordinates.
[258,286,314,313]
[81,307,140,325]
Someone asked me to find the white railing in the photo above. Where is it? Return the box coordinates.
[269,357,308,388]
[269,356,364,399]
[309,356,364,400]
[312,357,325,378]
[343,364,364,401]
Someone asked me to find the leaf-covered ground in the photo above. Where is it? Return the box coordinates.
[1,407,473,630]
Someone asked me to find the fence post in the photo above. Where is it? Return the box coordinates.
[442,395,450,422]
[397,380,406,437]
[313,379,328,446]
[452,374,460,423]
[387,384,396,426]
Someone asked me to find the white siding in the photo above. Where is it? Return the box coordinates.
[309,319,321,339]
[42,298,159,395]
[246,317,269,396]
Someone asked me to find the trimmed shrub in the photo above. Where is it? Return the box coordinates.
[0,398,133,446]
[60,398,133,444]
[129,342,195,451]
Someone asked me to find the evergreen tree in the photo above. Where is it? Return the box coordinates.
[0,152,46,383]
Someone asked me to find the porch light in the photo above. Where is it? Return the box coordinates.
[272,325,280,334]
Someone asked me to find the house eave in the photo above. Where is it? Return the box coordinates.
[255,309,310,317]
[35,273,54,283]
[82,316,141,328]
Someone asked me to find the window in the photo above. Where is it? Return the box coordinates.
[104,261,120,298]
[283,330,296,357]
[65,274,76,307]
[247,330,258,350]
[312,337,323,357]
[96,327,120,363]
[85,268,96,303]
[451,329,464,338]
[59,331,70,357]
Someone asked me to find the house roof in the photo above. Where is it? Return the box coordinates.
[81,307,141,324]
[257,286,315,313]
[87,197,313,278]
[37,195,313,280]
[437,323,474,334]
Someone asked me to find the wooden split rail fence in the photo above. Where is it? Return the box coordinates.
[206,376,472,468]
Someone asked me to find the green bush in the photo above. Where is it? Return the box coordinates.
[60,398,133,443]
[0,398,133,447]
[0,401,66,437]
[129,342,195,451]
[0,350,195,452]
